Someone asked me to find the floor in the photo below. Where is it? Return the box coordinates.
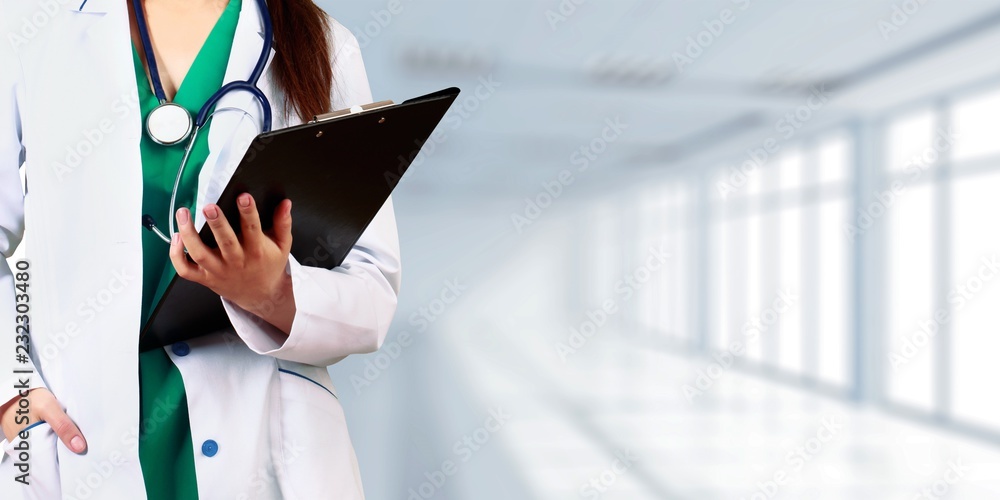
[442,323,1000,500]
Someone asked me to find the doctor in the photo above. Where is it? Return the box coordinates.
[0,0,399,498]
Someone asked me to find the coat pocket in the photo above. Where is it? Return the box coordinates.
[274,367,365,500]
[0,422,61,500]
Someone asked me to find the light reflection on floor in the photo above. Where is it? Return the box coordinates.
[446,324,1000,500]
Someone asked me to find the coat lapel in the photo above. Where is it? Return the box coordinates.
[60,0,143,197]
[69,0,113,14]
[61,0,120,49]
[194,0,279,229]
[66,0,280,230]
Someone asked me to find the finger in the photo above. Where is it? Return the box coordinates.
[203,204,244,264]
[237,193,265,251]
[270,199,293,254]
[176,207,222,273]
[169,232,203,281]
[40,402,87,454]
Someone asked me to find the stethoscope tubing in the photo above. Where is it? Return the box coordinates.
[133,0,275,244]
[131,0,168,105]
[197,80,272,133]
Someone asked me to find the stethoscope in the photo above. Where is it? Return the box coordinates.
[134,0,274,244]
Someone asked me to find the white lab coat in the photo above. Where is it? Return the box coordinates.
[0,0,400,499]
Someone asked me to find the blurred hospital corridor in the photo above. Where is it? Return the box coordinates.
[334,208,1000,499]
[306,0,1000,498]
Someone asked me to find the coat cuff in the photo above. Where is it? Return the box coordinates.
[1,372,45,419]
[0,373,45,464]
[220,254,383,366]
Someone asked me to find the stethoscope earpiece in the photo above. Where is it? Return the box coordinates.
[142,214,171,244]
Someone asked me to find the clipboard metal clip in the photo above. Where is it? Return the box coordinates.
[311,100,396,123]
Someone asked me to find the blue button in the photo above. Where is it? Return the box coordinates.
[171,342,190,357]
[202,440,218,457]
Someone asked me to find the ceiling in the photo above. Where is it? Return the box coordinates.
[317,0,1000,202]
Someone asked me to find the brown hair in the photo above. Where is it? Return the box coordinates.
[267,0,333,122]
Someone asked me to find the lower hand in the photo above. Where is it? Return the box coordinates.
[1,388,88,453]
[169,193,297,333]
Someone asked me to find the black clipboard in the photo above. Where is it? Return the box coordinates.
[138,87,461,352]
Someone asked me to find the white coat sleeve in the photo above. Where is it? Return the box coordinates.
[220,21,402,367]
[0,37,46,423]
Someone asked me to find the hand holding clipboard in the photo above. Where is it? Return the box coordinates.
[140,87,462,352]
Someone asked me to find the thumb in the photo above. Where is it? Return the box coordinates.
[271,199,293,253]
[43,403,87,454]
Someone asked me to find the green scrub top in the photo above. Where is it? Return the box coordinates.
[133,0,241,498]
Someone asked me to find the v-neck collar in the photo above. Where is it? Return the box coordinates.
[132,0,242,111]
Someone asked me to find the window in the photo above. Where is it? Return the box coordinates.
[883,110,939,411]
[710,216,731,352]
[950,171,1000,429]
[814,135,853,387]
[887,110,935,173]
[637,190,669,336]
[777,203,803,374]
[816,198,851,387]
[587,201,620,309]
[952,88,1000,162]
[708,136,853,386]
[947,89,1000,429]
[882,87,1000,433]
[636,78,1000,442]
[636,182,695,347]
[885,183,936,411]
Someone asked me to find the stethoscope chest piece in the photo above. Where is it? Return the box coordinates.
[133,0,275,244]
[147,102,193,146]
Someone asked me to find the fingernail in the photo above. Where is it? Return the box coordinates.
[177,208,190,225]
[238,194,251,208]
[204,205,219,220]
[71,436,85,453]
[171,233,180,246]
